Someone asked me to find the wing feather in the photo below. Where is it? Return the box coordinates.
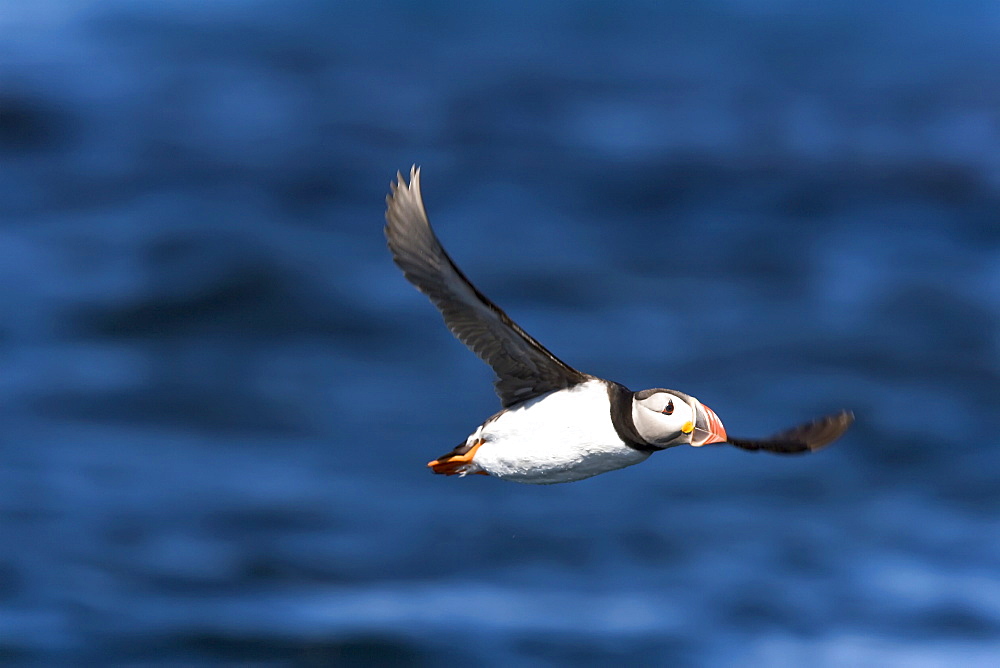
[384,166,589,407]
[727,410,854,454]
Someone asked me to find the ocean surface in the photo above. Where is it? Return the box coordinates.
[1,1,999,665]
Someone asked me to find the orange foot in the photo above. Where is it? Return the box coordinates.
[427,439,489,476]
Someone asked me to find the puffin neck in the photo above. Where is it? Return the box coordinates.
[606,382,660,453]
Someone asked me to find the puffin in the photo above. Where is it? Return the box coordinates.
[385,166,853,484]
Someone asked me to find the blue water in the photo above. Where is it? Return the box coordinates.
[2,1,998,665]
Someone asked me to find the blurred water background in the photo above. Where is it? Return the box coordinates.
[1,1,999,665]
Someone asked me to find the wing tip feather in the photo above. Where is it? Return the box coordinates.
[727,409,854,455]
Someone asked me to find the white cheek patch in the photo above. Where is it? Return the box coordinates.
[633,404,689,445]
[631,405,657,439]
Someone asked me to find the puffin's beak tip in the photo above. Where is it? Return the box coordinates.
[693,402,727,447]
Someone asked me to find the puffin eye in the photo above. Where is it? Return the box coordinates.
[661,399,674,415]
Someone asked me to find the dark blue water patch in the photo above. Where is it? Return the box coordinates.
[910,605,1000,640]
[84,632,459,667]
[28,383,310,436]
[0,91,77,155]
[70,268,359,342]
[514,634,696,666]
[0,560,26,603]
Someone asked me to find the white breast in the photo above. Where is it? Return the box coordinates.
[471,379,650,484]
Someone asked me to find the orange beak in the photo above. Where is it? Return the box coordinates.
[692,402,728,447]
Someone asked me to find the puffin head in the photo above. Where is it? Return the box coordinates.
[631,388,728,449]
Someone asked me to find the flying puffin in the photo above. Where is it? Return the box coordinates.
[385,167,853,484]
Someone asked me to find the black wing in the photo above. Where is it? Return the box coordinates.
[727,410,854,454]
[385,166,589,407]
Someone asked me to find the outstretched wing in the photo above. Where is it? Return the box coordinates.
[727,410,854,454]
[385,166,589,407]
